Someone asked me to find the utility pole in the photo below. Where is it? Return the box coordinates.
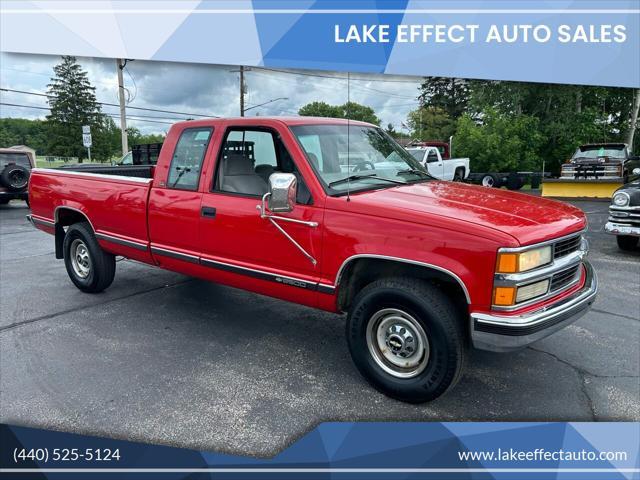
[116,58,129,155]
[239,65,246,117]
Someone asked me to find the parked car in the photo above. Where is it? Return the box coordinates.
[28,117,597,403]
[605,169,640,251]
[0,145,35,205]
[561,143,640,182]
[405,143,470,181]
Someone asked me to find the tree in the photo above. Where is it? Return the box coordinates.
[46,56,117,162]
[418,77,470,120]
[0,118,49,153]
[454,109,544,173]
[341,101,380,125]
[298,101,381,125]
[407,106,455,141]
[298,101,342,118]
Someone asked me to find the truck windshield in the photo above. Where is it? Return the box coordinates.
[290,124,431,194]
[406,149,425,161]
[574,147,626,160]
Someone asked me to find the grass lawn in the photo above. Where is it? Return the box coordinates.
[35,157,108,168]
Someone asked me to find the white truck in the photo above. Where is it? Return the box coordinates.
[406,144,470,181]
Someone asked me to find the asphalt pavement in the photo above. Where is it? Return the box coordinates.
[1,197,638,457]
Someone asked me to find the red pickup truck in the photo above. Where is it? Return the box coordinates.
[28,117,597,403]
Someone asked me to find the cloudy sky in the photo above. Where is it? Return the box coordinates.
[0,52,423,136]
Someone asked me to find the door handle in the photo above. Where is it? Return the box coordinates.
[201,206,216,218]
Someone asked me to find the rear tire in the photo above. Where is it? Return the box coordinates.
[481,173,500,188]
[453,168,464,182]
[617,235,639,251]
[346,277,466,403]
[63,222,116,293]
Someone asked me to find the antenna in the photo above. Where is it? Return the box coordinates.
[346,71,351,202]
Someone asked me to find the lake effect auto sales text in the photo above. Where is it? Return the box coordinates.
[334,24,627,44]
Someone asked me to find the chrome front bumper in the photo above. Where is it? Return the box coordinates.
[470,261,597,352]
[605,222,640,237]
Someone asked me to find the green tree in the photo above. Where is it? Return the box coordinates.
[46,56,118,162]
[0,118,49,153]
[340,101,380,125]
[407,106,455,141]
[298,101,342,118]
[418,77,470,120]
[454,109,544,173]
[298,101,381,125]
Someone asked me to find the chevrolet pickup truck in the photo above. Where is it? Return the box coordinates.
[28,117,597,403]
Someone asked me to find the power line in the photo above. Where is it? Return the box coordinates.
[0,102,174,125]
[256,67,424,84]
[0,87,218,118]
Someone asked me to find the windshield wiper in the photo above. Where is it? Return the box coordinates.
[328,173,405,188]
[397,168,431,178]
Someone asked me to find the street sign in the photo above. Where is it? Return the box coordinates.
[82,133,92,148]
[82,125,91,134]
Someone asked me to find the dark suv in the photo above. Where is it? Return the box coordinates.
[0,146,35,205]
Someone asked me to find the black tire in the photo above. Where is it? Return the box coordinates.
[617,235,639,251]
[63,222,116,293]
[453,168,464,182]
[0,164,30,191]
[346,277,466,403]
[0,198,9,205]
[481,173,500,188]
[506,174,525,190]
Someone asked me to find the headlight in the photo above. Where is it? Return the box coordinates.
[493,279,550,306]
[612,192,630,207]
[515,279,550,303]
[496,246,552,273]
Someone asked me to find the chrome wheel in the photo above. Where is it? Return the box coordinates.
[481,175,494,187]
[366,308,430,378]
[70,239,91,279]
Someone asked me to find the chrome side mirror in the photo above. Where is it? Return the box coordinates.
[267,173,297,213]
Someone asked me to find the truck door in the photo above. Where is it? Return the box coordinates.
[425,148,445,179]
[198,125,323,307]
[148,126,213,273]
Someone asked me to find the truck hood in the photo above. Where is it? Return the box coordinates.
[349,181,586,246]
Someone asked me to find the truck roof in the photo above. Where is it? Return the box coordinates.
[171,116,376,129]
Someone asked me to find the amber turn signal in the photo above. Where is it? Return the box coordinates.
[496,253,518,273]
[493,286,516,306]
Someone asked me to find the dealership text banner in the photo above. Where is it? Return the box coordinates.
[0,0,638,87]
[1,423,639,480]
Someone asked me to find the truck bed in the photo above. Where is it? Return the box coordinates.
[29,167,153,261]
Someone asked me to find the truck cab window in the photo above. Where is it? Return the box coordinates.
[215,129,312,204]
[167,127,212,190]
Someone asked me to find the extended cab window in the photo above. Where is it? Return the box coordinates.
[214,128,312,204]
[167,127,212,190]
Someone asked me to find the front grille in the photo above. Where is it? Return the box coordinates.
[550,264,580,292]
[553,235,581,259]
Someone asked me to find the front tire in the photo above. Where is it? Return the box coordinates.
[617,235,639,251]
[63,222,116,293]
[346,277,466,403]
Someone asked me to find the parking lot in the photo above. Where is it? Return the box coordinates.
[1,197,638,457]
